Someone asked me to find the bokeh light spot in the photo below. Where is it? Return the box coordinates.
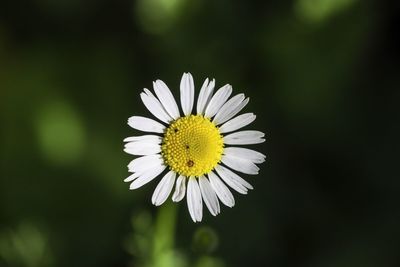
[0,223,53,267]
[192,226,219,254]
[135,0,187,35]
[295,0,357,23]
[35,100,85,165]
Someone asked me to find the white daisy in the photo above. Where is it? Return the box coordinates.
[124,73,266,222]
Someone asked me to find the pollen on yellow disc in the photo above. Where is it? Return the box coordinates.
[161,115,224,177]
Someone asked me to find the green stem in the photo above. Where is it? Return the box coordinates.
[152,201,179,267]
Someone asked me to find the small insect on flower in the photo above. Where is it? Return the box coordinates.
[124,73,266,222]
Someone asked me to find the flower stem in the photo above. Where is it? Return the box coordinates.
[152,201,179,267]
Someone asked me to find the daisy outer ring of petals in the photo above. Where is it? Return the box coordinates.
[124,72,266,223]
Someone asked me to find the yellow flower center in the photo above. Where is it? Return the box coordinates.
[161,115,224,177]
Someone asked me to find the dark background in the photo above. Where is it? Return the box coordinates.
[1,0,399,266]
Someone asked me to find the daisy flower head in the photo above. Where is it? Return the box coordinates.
[124,73,266,222]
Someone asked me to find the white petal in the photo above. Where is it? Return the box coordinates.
[208,171,235,207]
[172,175,186,202]
[153,80,180,119]
[215,165,251,194]
[187,177,203,222]
[196,78,215,115]
[124,138,161,148]
[124,142,161,156]
[223,130,265,145]
[218,98,249,125]
[199,176,220,216]
[204,84,232,118]
[128,116,165,133]
[219,113,256,133]
[213,94,248,125]
[140,89,172,123]
[180,72,194,116]
[215,165,253,190]
[224,147,266,164]
[129,164,166,190]
[221,154,259,175]
[123,135,162,143]
[128,154,163,173]
[151,171,176,206]
[124,173,139,182]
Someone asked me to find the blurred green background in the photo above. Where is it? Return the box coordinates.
[1,0,399,266]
